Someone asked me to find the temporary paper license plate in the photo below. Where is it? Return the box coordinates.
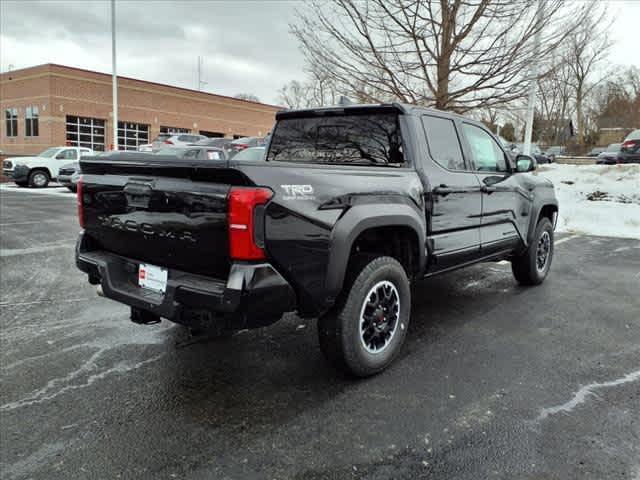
[138,263,168,293]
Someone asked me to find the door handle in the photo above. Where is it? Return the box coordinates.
[433,184,454,196]
[481,185,497,194]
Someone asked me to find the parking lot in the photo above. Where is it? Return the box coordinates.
[1,185,639,479]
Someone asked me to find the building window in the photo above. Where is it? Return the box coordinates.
[26,106,39,137]
[66,115,106,151]
[5,108,18,137]
[118,121,149,151]
[199,130,225,138]
[160,126,190,134]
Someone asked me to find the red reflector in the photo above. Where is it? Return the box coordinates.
[77,176,85,228]
[228,187,272,260]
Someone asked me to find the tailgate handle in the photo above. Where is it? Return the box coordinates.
[124,182,152,208]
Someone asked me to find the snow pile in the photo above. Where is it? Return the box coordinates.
[535,164,640,239]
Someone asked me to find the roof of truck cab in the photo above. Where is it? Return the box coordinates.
[275,103,469,122]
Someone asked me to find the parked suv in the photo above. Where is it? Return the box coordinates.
[76,104,558,377]
[151,134,207,152]
[3,146,93,188]
[616,129,640,164]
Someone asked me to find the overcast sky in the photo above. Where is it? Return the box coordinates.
[1,0,638,105]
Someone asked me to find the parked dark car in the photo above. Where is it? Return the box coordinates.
[615,129,640,164]
[76,103,558,377]
[544,146,566,162]
[57,162,80,192]
[513,143,553,164]
[587,147,606,157]
[596,143,622,164]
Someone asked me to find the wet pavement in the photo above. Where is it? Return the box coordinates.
[1,186,639,479]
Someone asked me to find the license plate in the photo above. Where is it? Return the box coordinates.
[138,263,168,293]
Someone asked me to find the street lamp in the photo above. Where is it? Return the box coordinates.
[111,0,118,151]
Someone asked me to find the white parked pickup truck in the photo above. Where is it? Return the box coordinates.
[2,146,94,188]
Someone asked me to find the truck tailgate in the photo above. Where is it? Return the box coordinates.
[81,170,236,278]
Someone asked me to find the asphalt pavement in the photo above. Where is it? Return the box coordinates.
[1,185,639,480]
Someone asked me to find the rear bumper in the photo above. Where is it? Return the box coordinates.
[75,232,296,329]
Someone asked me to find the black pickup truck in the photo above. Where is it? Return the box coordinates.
[76,104,558,377]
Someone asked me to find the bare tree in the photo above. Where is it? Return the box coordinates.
[291,0,590,113]
[565,6,613,145]
[234,93,261,102]
[536,58,574,144]
[278,69,341,109]
[278,80,313,109]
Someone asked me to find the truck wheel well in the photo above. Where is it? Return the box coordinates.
[539,204,558,225]
[349,226,419,279]
[29,167,52,178]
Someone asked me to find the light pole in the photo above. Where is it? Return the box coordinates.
[111,0,118,151]
[523,0,543,156]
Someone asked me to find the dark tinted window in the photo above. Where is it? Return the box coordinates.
[267,113,404,166]
[421,115,465,170]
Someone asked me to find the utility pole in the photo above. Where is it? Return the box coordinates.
[111,0,118,151]
[197,56,207,91]
[523,0,543,156]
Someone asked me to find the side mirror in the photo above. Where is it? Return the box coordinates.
[516,154,536,172]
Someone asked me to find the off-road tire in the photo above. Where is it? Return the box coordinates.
[318,256,411,377]
[512,217,554,285]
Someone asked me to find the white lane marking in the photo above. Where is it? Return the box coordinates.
[555,234,580,245]
[0,219,62,226]
[0,243,74,257]
[0,298,93,307]
[0,184,74,197]
[537,369,640,421]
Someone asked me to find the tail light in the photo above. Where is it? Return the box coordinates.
[164,140,174,145]
[228,187,273,260]
[77,175,85,228]
[235,144,248,150]
[622,140,637,150]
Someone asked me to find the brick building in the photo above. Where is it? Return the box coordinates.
[0,64,280,156]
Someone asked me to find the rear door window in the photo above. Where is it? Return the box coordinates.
[267,113,405,166]
[421,115,466,170]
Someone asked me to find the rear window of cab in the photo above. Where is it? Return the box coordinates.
[267,113,405,166]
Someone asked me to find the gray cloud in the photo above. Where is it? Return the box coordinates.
[0,0,306,104]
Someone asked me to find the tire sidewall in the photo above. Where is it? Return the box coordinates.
[340,258,411,375]
[28,170,49,188]
[530,218,554,282]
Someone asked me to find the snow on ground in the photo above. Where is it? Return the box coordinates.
[535,164,640,239]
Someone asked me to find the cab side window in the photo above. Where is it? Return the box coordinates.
[462,124,508,172]
[421,115,466,171]
[58,149,78,160]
